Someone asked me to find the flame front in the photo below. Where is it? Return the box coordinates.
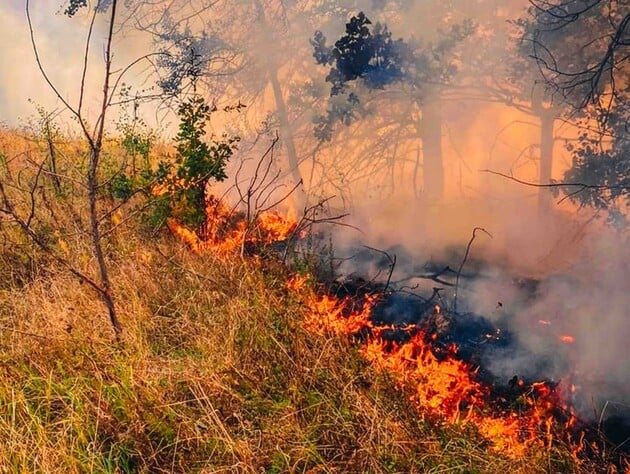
[166,197,297,254]
[294,279,584,459]
[166,199,590,460]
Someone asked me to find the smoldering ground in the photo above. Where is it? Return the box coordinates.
[328,195,630,426]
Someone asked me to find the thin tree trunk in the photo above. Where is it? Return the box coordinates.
[268,68,304,195]
[420,96,444,203]
[90,0,122,340]
[538,111,555,215]
[413,146,421,199]
[88,148,122,339]
[43,120,62,194]
[252,0,304,207]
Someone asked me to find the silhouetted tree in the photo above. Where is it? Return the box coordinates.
[523,0,628,108]
[519,0,630,220]
[311,12,473,202]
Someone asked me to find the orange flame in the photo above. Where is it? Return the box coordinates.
[165,196,297,255]
[257,211,297,242]
[293,281,585,458]
[162,183,591,461]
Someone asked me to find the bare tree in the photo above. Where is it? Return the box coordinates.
[0,0,163,340]
[31,0,121,338]
[524,0,629,108]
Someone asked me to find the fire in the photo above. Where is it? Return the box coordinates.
[163,193,623,467]
[361,334,486,420]
[166,196,297,255]
[167,218,204,253]
[287,274,309,292]
[537,319,576,345]
[304,293,378,336]
[294,282,586,458]
[257,210,298,242]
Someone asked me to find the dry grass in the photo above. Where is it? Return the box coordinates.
[0,229,602,473]
[0,129,622,473]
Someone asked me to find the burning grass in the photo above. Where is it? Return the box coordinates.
[0,217,607,472]
[292,275,630,472]
[0,129,625,472]
[0,229,549,473]
[162,196,298,257]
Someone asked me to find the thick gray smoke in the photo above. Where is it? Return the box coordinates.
[331,201,630,421]
[467,226,630,420]
[3,0,628,425]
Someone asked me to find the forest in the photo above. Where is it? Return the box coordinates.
[0,0,628,471]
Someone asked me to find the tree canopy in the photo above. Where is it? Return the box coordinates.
[520,0,629,216]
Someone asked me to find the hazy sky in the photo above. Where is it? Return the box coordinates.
[0,1,149,128]
[2,2,74,125]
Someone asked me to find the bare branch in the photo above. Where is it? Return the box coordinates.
[481,168,630,192]
[0,181,107,301]
[78,8,98,119]
[453,227,492,314]
[25,0,95,149]
[362,245,396,292]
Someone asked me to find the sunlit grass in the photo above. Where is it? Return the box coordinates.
[0,128,621,473]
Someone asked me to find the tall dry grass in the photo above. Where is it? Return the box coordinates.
[0,128,619,473]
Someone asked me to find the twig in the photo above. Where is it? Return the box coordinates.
[0,181,108,301]
[420,265,457,287]
[281,196,353,264]
[480,168,630,203]
[0,325,51,341]
[453,227,492,313]
[362,245,396,292]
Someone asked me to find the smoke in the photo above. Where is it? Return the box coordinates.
[0,2,155,129]
[2,0,627,425]
[329,195,630,421]
[467,226,630,419]
[0,3,47,125]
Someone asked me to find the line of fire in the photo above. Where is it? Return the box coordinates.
[163,192,629,470]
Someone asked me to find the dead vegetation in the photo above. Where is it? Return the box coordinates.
[0,129,623,473]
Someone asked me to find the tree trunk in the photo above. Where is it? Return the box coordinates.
[268,68,305,201]
[252,0,305,207]
[88,148,123,341]
[420,96,444,203]
[538,111,555,215]
[91,0,122,341]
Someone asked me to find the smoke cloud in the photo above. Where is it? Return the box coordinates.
[1,0,627,424]
[330,193,630,421]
